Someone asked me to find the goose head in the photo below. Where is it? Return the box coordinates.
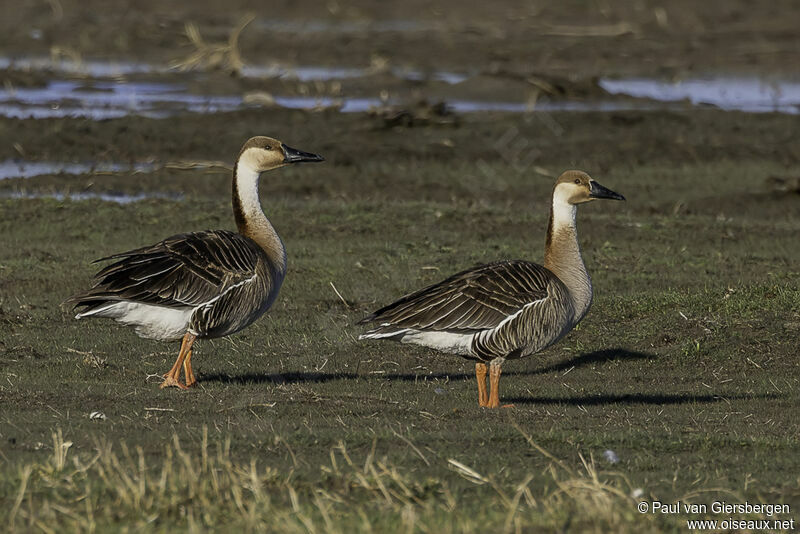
[238,136,324,173]
[553,170,625,205]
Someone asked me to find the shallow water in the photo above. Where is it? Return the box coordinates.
[0,191,183,203]
[0,80,243,119]
[241,65,469,83]
[1,56,469,84]
[0,57,156,77]
[0,160,157,180]
[3,56,799,118]
[598,77,800,114]
[0,78,666,118]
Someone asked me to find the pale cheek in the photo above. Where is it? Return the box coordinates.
[268,153,286,168]
[569,192,592,204]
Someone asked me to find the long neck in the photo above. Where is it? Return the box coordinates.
[544,193,592,321]
[232,158,287,275]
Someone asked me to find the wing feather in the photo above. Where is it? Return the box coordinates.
[361,260,557,333]
[66,230,265,311]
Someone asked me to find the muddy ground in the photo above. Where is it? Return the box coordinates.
[3,0,800,77]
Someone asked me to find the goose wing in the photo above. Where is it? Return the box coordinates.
[360,260,557,333]
[67,230,265,311]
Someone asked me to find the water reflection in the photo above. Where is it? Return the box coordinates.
[0,191,184,203]
[2,66,798,118]
[598,77,800,114]
[0,160,157,180]
[0,56,469,84]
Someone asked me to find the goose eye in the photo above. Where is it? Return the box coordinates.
[574,178,581,184]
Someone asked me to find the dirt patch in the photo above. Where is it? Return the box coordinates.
[2,0,799,77]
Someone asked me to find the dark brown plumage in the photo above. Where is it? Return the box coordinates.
[360,170,625,407]
[65,136,323,389]
[66,230,279,339]
[360,260,554,334]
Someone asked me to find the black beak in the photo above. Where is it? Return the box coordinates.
[282,144,324,164]
[589,180,625,201]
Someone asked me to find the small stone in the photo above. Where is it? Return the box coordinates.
[603,449,619,464]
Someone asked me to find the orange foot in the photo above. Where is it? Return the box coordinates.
[160,375,189,390]
[485,402,515,409]
[159,332,197,391]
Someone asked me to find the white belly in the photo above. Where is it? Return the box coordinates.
[76,301,193,341]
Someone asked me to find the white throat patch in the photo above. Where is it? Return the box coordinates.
[551,185,578,231]
[236,148,264,217]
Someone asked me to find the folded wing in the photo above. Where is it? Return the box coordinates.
[360,260,557,335]
[66,230,265,314]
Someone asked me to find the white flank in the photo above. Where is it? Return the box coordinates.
[402,330,474,354]
[77,301,193,341]
[361,329,473,354]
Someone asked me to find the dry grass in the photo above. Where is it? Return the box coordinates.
[3,425,675,533]
[171,15,255,76]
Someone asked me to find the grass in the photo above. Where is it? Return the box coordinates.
[171,14,255,75]
[1,425,705,532]
[1,106,799,531]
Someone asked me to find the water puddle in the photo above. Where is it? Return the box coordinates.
[0,78,652,118]
[0,80,243,119]
[0,159,157,180]
[0,191,183,203]
[598,77,800,114]
[3,67,798,118]
[0,80,689,118]
[396,69,469,85]
[0,57,156,77]
[4,56,799,113]
[1,56,469,84]
[242,65,469,84]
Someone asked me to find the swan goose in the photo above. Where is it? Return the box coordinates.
[359,170,624,407]
[65,136,324,389]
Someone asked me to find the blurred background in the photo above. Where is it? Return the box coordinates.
[2,1,799,118]
[1,0,798,200]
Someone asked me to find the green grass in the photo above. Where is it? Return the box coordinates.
[1,110,799,532]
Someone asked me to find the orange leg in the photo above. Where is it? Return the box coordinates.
[476,362,489,407]
[487,361,513,408]
[160,332,197,389]
[183,349,197,387]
